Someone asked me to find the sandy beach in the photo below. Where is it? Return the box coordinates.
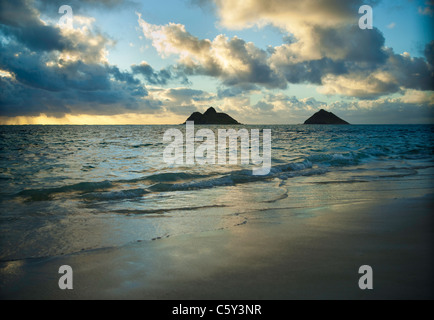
[1,192,432,300]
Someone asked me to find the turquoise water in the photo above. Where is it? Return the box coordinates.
[0,125,433,261]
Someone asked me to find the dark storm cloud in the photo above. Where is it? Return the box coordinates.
[270,25,434,98]
[0,0,165,117]
[208,36,287,89]
[271,26,388,85]
[0,42,118,92]
[0,0,115,61]
[425,41,434,66]
[0,0,70,52]
[0,71,157,117]
[172,0,432,99]
[317,45,434,99]
[384,48,434,91]
[277,58,346,85]
[313,25,388,65]
[109,65,141,86]
[131,62,189,86]
[0,76,70,117]
[0,39,154,116]
[132,62,172,85]
[139,7,433,99]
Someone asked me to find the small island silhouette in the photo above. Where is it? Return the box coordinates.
[183,107,241,124]
[304,109,349,125]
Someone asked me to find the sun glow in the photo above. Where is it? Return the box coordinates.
[0,113,185,125]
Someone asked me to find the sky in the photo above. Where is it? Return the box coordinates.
[0,0,433,124]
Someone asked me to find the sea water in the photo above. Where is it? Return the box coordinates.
[0,124,433,261]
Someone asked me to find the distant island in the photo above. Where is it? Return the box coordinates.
[304,109,349,125]
[183,107,241,124]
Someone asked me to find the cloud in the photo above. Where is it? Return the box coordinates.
[418,1,434,16]
[217,83,260,98]
[212,0,380,61]
[253,101,274,112]
[0,0,163,118]
[0,0,115,64]
[211,87,434,124]
[188,0,216,12]
[0,60,159,117]
[131,61,189,85]
[0,39,160,117]
[384,49,433,91]
[319,47,434,98]
[319,72,399,99]
[425,40,434,67]
[262,94,328,113]
[216,0,432,97]
[0,0,69,52]
[137,14,286,89]
[132,62,172,85]
[399,89,434,104]
[209,92,331,124]
[328,94,434,124]
[237,90,433,124]
[139,0,433,99]
[213,0,368,30]
[148,87,216,116]
[1,0,433,123]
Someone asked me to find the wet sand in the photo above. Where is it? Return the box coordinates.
[1,194,433,300]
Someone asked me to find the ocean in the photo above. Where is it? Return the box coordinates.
[1,124,433,262]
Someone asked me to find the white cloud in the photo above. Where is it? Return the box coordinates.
[137,13,285,88]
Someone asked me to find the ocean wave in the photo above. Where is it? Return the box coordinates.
[82,188,150,201]
[278,167,329,180]
[18,149,428,201]
[307,153,361,166]
[312,180,368,185]
[149,175,236,192]
[17,180,113,201]
[131,143,153,148]
[112,204,227,216]
[270,160,313,173]
[148,160,318,192]
[14,159,326,200]
[142,172,209,182]
[118,172,210,184]
[14,172,212,201]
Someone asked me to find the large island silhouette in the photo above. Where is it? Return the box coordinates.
[183,107,241,124]
[304,109,349,124]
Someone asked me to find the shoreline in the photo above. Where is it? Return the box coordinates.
[1,193,433,300]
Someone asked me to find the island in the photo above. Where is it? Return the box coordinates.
[183,107,241,125]
[304,109,349,125]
